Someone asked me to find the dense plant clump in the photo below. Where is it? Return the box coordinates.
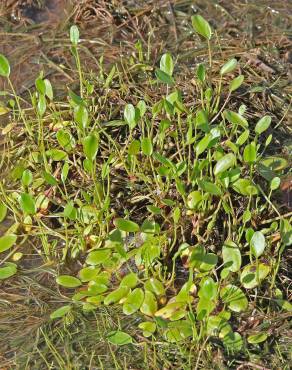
[0,15,291,355]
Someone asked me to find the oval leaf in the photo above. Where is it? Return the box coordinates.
[107,331,133,345]
[0,54,10,77]
[191,15,212,40]
[255,116,271,135]
[250,231,266,258]
[114,218,139,233]
[56,275,82,288]
[220,58,237,76]
[214,153,236,175]
[0,234,17,253]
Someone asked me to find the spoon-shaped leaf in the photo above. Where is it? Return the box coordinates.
[114,218,139,233]
[191,15,212,40]
[0,54,10,77]
[56,275,82,288]
[107,331,133,345]
[50,305,71,319]
[255,115,271,135]
[20,193,36,215]
[0,202,7,223]
[0,234,17,253]
[160,53,174,76]
[220,58,237,76]
[123,288,144,315]
[214,153,236,175]
[229,75,244,92]
[83,133,99,161]
[250,231,265,258]
[70,25,79,45]
[124,104,137,130]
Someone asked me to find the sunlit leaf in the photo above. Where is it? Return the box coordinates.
[220,58,237,76]
[0,234,17,253]
[0,54,10,77]
[107,331,133,345]
[114,218,139,233]
[56,275,82,288]
[160,53,174,76]
[255,115,271,135]
[50,305,71,319]
[191,15,212,40]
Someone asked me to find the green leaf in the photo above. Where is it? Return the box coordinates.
[241,263,270,289]
[74,105,88,129]
[21,169,33,187]
[259,156,288,172]
[63,202,77,220]
[56,129,75,151]
[197,64,206,83]
[86,249,111,265]
[56,275,82,288]
[0,262,17,280]
[224,110,248,128]
[0,202,7,223]
[128,139,140,155]
[198,277,217,300]
[236,129,249,146]
[232,178,258,196]
[229,75,244,92]
[247,332,268,344]
[155,302,185,320]
[187,191,202,209]
[220,58,237,76]
[0,234,17,253]
[160,53,174,76]
[155,69,175,85]
[35,77,46,94]
[19,193,36,215]
[37,94,46,116]
[104,65,116,88]
[0,54,10,77]
[123,288,144,315]
[243,142,257,163]
[250,231,266,258]
[140,291,157,316]
[79,266,99,282]
[255,115,271,135]
[141,137,153,156]
[70,25,79,45]
[43,171,58,186]
[46,149,68,161]
[114,218,139,233]
[104,286,129,305]
[165,321,193,343]
[124,104,137,130]
[50,305,71,319]
[222,241,241,272]
[107,331,133,345]
[83,133,99,161]
[223,331,243,353]
[214,153,236,175]
[145,278,165,296]
[44,79,53,100]
[120,272,138,289]
[191,15,212,40]
[198,180,221,196]
[137,100,146,117]
[220,285,248,312]
[138,321,156,337]
[196,133,212,156]
[270,176,280,191]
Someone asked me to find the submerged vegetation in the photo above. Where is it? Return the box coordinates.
[0,1,291,369]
